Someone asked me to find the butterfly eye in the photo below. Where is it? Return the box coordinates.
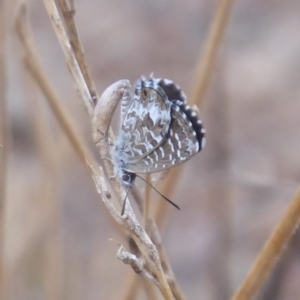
[141,88,149,99]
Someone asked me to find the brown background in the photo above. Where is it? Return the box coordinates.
[3,0,300,299]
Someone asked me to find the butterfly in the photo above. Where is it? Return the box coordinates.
[112,76,206,213]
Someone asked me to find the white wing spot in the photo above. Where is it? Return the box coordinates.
[168,139,175,152]
[178,139,182,149]
[159,147,164,157]
[154,150,159,161]
[164,79,173,85]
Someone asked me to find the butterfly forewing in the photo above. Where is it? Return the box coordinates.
[116,79,172,164]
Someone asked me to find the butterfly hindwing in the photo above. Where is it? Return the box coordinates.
[124,101,205,173]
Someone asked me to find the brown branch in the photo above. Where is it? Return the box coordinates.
[24,48,64,300]
[17,1,175,298]
[232,187,300,300]
[143,174,152,233]
[16,0,185,299]
[92,80,173,299]
[15,5,140,294]
[43,0,95,117]
[15,5,98,170]
[117,245,159,286]
[121,273,159,300]
[154,0,236,230]
[150,219,186,300]
[190,0,236,107]
[57,0,98,104]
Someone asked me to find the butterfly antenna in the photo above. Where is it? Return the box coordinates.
[121,185,131,215]
[135,174,180,210]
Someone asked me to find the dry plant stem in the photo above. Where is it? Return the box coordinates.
[15,1,120,244]
[142,280,160,300]
[153,0,237,293]
[117,246,159,286]
[57,0,98,103]
[154,167,182,228]
[15,3,119,234]
[26,72,64,300]
[16,9,158,296]
[122,273,140,300]
[143,174,152,232]
[190,0,236,107]
[150,220,186,300]
[122,275,159,300]
[15,4,98,170]
[155,0,236,228]
[39,1,174,298]
[93,83,173,299]
[131,187,144,213]
[232,188,300,300]
[43,0,94,116]
[15,1,128,243]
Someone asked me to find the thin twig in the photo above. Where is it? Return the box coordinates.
[155,0,236,230]
[15,3,98,169]
[150,219,186,300]
[21,1,174,298]
[57,0,98,104]
[190,0,236,107]
[232,188,300,300]
[117,245,159,286]
[92,81,173,299]
[154,167,182,229]
[25,60,64,300]
[43,0,94,116]
[121,273,141,300]
[15,6,140,294]
[143,174,152,233]
[53,1,183,296]
[121,274,159,300]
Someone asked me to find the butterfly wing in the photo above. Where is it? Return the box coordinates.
[152,78,187,103]
[124,101,205,173]
[115,79,173,164]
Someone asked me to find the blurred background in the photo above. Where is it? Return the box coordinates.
[1,0,300,299]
